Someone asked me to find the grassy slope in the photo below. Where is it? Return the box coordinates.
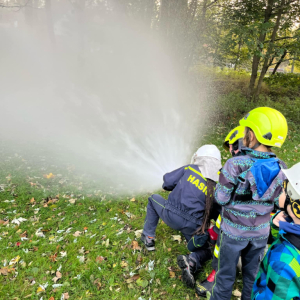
[0,119,300,299]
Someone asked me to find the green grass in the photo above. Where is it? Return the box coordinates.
[0,122,300,300]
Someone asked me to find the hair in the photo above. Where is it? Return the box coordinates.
[243,126,252,148]
[243,126,272,151]
[194,178,216,235]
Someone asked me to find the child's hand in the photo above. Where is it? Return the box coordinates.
[273,211,287,227]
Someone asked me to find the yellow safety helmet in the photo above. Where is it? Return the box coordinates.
[223,126,245,150]
[239,107,288,148]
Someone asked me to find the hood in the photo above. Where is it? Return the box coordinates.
[193,156,222,182]
[250,158,281,198]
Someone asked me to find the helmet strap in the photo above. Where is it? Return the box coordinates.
[251,142,261,150]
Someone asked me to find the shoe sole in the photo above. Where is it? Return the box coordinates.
[145,246,155,251]
[177,255,195,288]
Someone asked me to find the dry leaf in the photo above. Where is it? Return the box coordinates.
[56,271,62,278]
[48,297,55,300]
[96,256,105,263]
[134,229,143,239]
[169,271,176,278]
[9,256,20,265]
[63,292,70,299]
[69,199,76,204]
[0,267,15,275]
[232,289,242,297]
[44,173,55,179]
[73,231,82,237]
[0,220,9,226]
[130,198,135,202]
[49,253,58,262]
[36,286,45,293]
[30,197,35,203]
[172,235,182,243]
[132,240,141,250]
[120,261,128,268]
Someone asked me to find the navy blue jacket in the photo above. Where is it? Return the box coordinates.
[163,164,208,225]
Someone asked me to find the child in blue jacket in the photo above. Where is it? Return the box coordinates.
[252,162,300,300]
[210,107,288,300]
[140,144,222,287]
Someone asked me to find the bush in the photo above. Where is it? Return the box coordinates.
[263,73,300,98]
[211,91,300,128]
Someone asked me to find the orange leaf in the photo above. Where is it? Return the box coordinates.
[30,197,35,203]
[96,256,105,263]
[48,297,55,300]
[131,241,141,250]
[169,271,176,278]
[49,253,58,262]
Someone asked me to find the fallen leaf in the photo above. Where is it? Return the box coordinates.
[73,231,82,237]
[105,239,109,247]
[134,229,143,239]
[30,197,35,203]
[69,199,76,204]
[48,297,55,300]
[0,220,9,226]
[96,256,105,263]
[130,198,135,202]
[36,286,45,293]
[136,278,148,288]
[232,289,242,297]
[56,271,62,278]
[0,267,15,275]
[44,173,55,179]
[49,253,58,262]
[9,256,20,265]
[63,292,70,299]
[169,271,176,278]
[171,235,182,243]
[132,241,141,251]
[120,261,128,268]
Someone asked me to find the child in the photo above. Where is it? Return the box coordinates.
[140,145,222,287]
[252,162,300,300]
[210,107,288,300]
[196,125,245,297]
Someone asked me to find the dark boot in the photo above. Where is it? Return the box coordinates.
[140,233,155,251]
[195,269,216,297]
[177,254,196,288]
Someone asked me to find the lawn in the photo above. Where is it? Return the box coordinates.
[0,124,299,300]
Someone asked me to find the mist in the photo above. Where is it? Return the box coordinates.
[0,1,211,193]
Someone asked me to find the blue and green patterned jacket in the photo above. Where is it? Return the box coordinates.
[252,211,300,300]
[215,148,286,241]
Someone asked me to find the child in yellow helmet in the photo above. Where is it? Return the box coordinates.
[196,125,245,297]
[210,107,288,300]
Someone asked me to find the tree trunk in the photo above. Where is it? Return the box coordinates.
[291,57,295,73]
[272,49,287,74]
[254,2,284,98]
[247,0,274,98]
[234,39,242,70]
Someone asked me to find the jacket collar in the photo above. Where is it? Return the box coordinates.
[240,147,276,159]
